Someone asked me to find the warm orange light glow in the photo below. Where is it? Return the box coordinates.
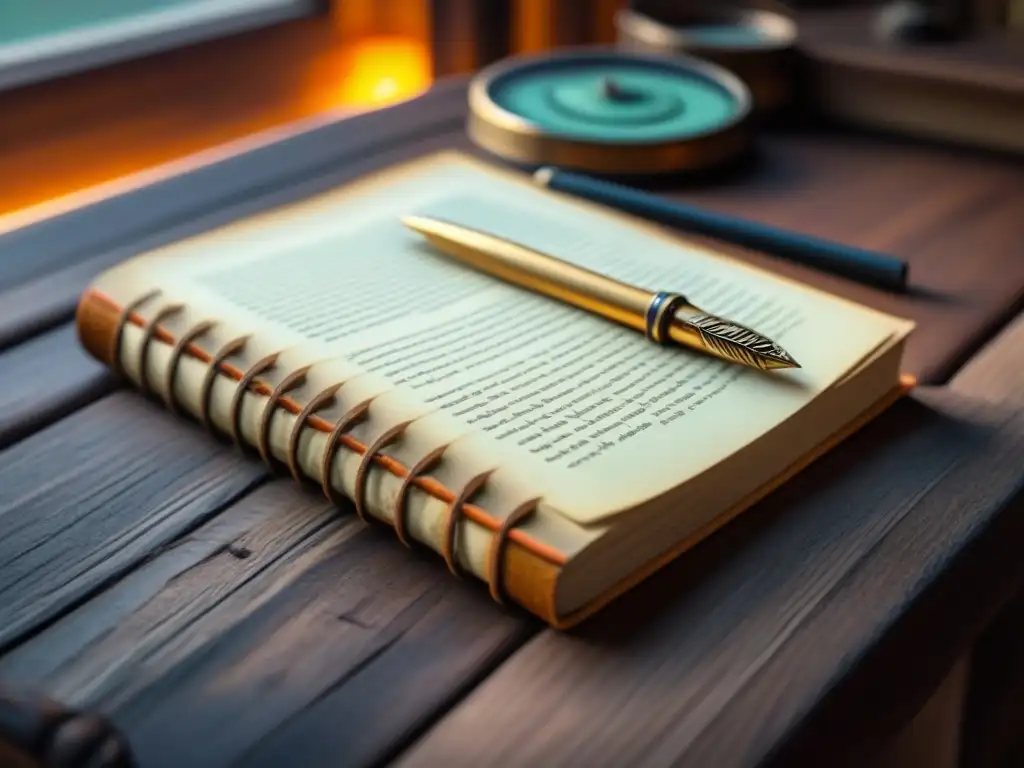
[334,35,432,107]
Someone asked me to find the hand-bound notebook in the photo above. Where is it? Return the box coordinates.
[75,150,915,628]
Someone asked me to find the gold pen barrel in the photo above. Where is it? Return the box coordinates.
[402,215,799,371]
[402,215,653,333]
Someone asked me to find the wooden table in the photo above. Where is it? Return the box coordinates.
[2,79,1024,768]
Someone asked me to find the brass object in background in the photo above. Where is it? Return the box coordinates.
[466,47,755,176]
[615,1,798,114]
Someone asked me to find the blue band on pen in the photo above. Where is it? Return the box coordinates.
[645,292,686,345]
[645,292,668,343]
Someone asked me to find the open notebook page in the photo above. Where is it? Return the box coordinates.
[121,152,908,524]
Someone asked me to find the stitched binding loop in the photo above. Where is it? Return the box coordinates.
[228,352,280,451]
[442,470,493,577]
[257,365,311,471]
[392,445,447,548]
[487,499,540,604]
[286,383,342,483]
[199,335,250,434]
[137,304,185,396]
[319,398,373,508]
[353,421,411,523]
[165,320,216,417]
[111,289,161,377]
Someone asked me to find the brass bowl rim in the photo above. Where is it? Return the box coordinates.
[614,6,798,55]
[466,45,754,151]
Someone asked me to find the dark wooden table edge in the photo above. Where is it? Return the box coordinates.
[768,408,1024,767]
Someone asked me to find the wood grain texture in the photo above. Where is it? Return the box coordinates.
[0,392,265,654]
[0,323,115,450]
[397,386,1024,768]
[0,480,534,768]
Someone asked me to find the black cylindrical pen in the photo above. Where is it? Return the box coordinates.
[533,167,909,292]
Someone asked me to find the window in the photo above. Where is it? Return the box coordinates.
[0,0,324,91]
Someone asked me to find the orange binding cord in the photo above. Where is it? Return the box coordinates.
[319,398,373,508]
[110,289,160,378]
[256,365,311,471]
[227,352,280,451]
[286,382,342,483]
[137,304,184,397]
[353,421,412,523]
[487,499,540,604]
[392,445,447,548]
[165,320,216,417]
[90,288,576,573]
[199,335,250,434]
[442,470,494,577]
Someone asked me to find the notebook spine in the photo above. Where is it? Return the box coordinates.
[110,290,541,609]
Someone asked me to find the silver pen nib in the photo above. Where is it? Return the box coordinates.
[685,312,800,371]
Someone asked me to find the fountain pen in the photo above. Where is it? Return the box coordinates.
[401,215,799,372]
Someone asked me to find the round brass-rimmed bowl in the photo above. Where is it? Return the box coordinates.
[615,4,798,113]
[466,47,755,177]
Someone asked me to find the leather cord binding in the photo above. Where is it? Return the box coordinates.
[110,289,160,378]
[319,398,373,508]
[442,470,493,577]
[137,303,184,397]
[353,421,412,523]
[199,335,250,434]
[227,352,280,451]
[487,499,540,604]
[164,319,216,417]
[256,365,311,471]
[392,445,447,548]
[286,383,342,483]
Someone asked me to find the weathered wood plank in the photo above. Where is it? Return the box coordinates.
[949,312,1024,768]
[0,481,534,768]
[0,323,115,450]
[0,392,266,653]
[397,387,1024,768]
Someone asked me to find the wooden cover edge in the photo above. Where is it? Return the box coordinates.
[76,287,117,367]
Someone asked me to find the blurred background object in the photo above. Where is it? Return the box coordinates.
[614,0,798,113]
[0,0,1022,216]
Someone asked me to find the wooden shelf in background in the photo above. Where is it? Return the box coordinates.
[798,8,1024,156]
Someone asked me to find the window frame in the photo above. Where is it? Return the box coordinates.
[0,0,327,92]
